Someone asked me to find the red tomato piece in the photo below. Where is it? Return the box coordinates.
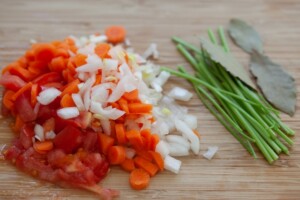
[33,72,62,85]
[53,125,83,153]
[0,73,26,91]
[19,124,35,149]
[15,93,37,122]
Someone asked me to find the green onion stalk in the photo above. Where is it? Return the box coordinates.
[162,27,294,164]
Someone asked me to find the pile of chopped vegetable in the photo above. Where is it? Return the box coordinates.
[0,26,200,199]
[163,27,295,164]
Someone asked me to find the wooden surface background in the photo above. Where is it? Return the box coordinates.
[0,0,300,199]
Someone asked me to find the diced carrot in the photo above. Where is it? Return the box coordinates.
[31,84,39,106]
[61,79,80,96]
[94,74,102,86]
[193,129,201,139]
[129,168,150,190]
[17,57,28,68]
[123,89,138,101]
[128,103,152,113]
[136,150,153,162]
[43,82,64,89]
[108,146,126,165]
[9,65,35,81]
[33,43,56,62]
[25,49,35,61]
[98,133,115,155]
[125,114,140,120]
[43,118,55,133]
[141,129,152,150]
[95,43,111,58]
[51,40,62,47]
[109,102,121,110]
[55,48,69,58]
[118,98,129,113]
[3,90,15,110]
[134,156,158,177]
[150,134,160,151]
[105,26,126,44]
[149,151,164,171]
[115,123,127,145]
[126,130,143,149]
[34,141,54,154]
[121,158,135,172]
[73,54,87,67]
[13,115,24,133]
[11,82,33,101]
[60,94,75,107]
[49,56,66,72]
[110,120,116,139]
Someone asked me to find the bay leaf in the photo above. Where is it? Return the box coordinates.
[250,52,297,116]
[228,18,263,54]
[200,37,256,89]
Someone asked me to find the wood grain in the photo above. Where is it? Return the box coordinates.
[0,0,300,199]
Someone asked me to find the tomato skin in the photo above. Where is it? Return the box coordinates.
[82,131,98,152]
[0,73,26,91]
[54,126,83,153]
[20,124,35,149]
[15,93,37,122]
[33,72,62,86]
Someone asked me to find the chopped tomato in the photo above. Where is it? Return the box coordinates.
[0,73,26,91]
[19,124,35,149]
[33,72,62,85]
[14,93,37,122]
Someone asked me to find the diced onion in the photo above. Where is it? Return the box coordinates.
[168,87,193,101]
[125,148,136,159]
[37,87,61,105]
[72,93,85,111]
[34,124,44,142]
[183,114,198,130]
[155,140,170,158]
[165,135,190,149]
[100,119,111,135]
[203,146,219,160]
[57,107,80,119]
[167,142,189,157]
[164,155,181,174]
[45,131,56,140]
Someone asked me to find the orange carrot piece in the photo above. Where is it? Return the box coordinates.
[55,48,69,58]
[126,130,143,149]
[11,82,33,101]
[123,89,138,101]
[150,134,160,151]
[33,43,56,62]
[98,133,115,155]
[73,54,87,67]
[128,103,153,113]
[129,168,150,190]
[115,123,127,145]
[95,43,111,58]
[61,79,80,96]
[3,90,15,110]
[50,56,66,72]
[31,84,38,106]
[33,141,54,153]
[136,150,153,162]
[121,158,135,172]
[134,156,158,177]
[108,146,126,165]
[125,114,140,120]
[13,115,24,133]
[43,118,55,133]
[94,74,102,86]
[60,94,75,107]
[118,98,129,113]
[141,129,152,150]
[9,65,35,81]
[149,151,164,171]
[105,26,126,44]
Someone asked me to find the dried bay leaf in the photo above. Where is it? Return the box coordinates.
[228,18,263,54]
[200,37,256,89]
[250,52,296,116]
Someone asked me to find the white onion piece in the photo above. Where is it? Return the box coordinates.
[165,135,190,149]
[57,107,80,119]
[79,75,95,95]
[168,87,193,101]
[183,114,198,130]
[45,131,56,140]
[90,101,125,120]
[155,140,170,158]
[167,142,189,157]
[142,43,158,59]
[151,71,170,87]
[83,90,91,111]
[124,38,131,47]
[108,45,126,63]
[100,119,111,135]
[72,93,85,111]
[33,102,40,114]
[37,88,61,105]
[164,155,181,174]
[76,54,102,72]
[151,121,169,136]
[103,59,118,71]
[175,119,200,155]
[34,124,44,142]
[89,35,107,43]
[203,146,219,160]
[77,43,96,55]
[107,75,137,102]
[125,148,136,159]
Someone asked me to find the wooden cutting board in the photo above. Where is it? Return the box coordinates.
[0,0,299,199]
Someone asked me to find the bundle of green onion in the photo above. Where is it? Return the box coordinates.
[162,27,294,164]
